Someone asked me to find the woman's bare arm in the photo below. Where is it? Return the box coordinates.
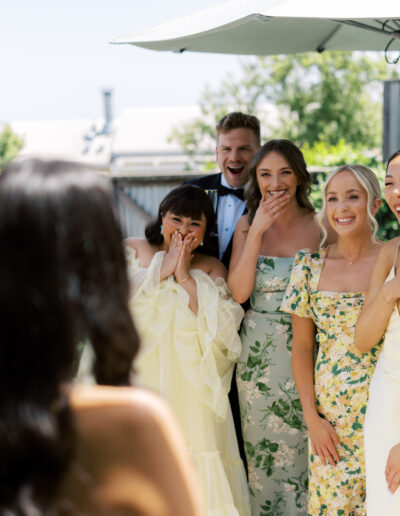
[354,240,399,353]
[227,216,260,303]
[207,257,227,282]
[292,315,340,466]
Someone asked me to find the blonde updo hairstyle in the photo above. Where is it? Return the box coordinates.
[317,164,381,245]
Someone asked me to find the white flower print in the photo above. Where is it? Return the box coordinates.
[248,465,263,492]
[284,483,296,492]
[274,440,295,468]
[276,323,288,335]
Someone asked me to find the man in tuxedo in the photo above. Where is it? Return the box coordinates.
[185,112,261,268]
[185,112,260,472]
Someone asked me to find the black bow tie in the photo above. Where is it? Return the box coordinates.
[217,184,245,201]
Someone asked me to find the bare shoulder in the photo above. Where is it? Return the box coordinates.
[124,237,158,265]
[294,210,321,248]
[70,385,175,436]
[235,213,250,232]
[125,237,149,253]
[303,210,319,229]
[379,236,400,269]
[192,254,227,280]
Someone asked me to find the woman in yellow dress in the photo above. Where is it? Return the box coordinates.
[126,184,250,516]
[281,165,382,514]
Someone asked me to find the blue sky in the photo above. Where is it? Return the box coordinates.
[1,0,242,121]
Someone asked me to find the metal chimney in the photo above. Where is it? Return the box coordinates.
[102,89,113,135]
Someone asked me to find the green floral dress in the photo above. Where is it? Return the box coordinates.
[237,256,308,516]
[281,248,381,515]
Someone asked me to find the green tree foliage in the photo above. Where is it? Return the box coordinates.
[249,52,395,150]
[170,52,399,168]
[0,125,24,172]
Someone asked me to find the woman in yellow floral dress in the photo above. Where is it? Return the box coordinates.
[281,165,382,514]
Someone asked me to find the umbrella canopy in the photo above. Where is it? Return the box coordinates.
[111,0,400,57]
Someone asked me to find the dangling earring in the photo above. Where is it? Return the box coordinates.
[160,224,163,233]
[200,238,204,246]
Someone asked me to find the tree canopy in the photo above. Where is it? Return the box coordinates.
[170,52,399,168]
[0,125,24,172]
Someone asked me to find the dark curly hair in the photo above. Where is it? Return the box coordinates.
[0,159,140,515]
[245,139,314,224]
[145,184,216,246]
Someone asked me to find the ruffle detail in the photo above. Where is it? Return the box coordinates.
[187,271,243,420]
[126,247,244,420]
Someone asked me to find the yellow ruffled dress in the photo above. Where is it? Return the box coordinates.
[126,248,250,516]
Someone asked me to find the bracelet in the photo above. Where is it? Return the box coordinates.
[178,276,190,285]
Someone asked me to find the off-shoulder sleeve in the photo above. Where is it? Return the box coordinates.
[131,266,244,422]
[127,250,172,360]
[281,249,312,318]
[125,245,163,296]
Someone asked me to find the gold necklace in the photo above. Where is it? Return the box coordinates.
[330,245,357,265]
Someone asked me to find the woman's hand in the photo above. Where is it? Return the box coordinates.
[250,191,290,236]
[381,272,400,306]
[386,442,400,493]
[307,415,341,466]
[160,230,183,281]
[174,233,195,284]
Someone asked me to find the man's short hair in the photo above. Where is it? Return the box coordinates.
[216,112,261,146]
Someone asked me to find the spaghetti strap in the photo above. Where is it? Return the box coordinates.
[393,240,400,275]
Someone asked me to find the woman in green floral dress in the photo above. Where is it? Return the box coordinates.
[282,165,382,515]
[228,140,322,515]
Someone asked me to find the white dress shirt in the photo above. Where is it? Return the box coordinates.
[217,175,246,260]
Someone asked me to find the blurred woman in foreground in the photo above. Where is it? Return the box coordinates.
[0,159,201,516]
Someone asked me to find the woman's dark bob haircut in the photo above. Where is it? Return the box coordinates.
[245,139,314,224]
[0,158,139,515]
[145,184,216,245]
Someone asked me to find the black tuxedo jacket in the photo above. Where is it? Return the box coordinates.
[184,173,246,269]
[184,173,249,472]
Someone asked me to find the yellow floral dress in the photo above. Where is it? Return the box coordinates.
[281,248,381,515]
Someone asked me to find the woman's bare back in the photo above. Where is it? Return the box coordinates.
[54,385,202,516]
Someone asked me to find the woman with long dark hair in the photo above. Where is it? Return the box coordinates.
[228,139,321,515]
[126,184,250,516]
[0,159,201,515]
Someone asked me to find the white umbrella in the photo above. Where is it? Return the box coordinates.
[111,0,400,58]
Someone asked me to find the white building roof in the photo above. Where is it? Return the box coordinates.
[9,102,276,176]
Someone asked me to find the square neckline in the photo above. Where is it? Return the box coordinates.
[312,247,365,296]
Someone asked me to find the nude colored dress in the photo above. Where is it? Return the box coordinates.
[364,248,400,515]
